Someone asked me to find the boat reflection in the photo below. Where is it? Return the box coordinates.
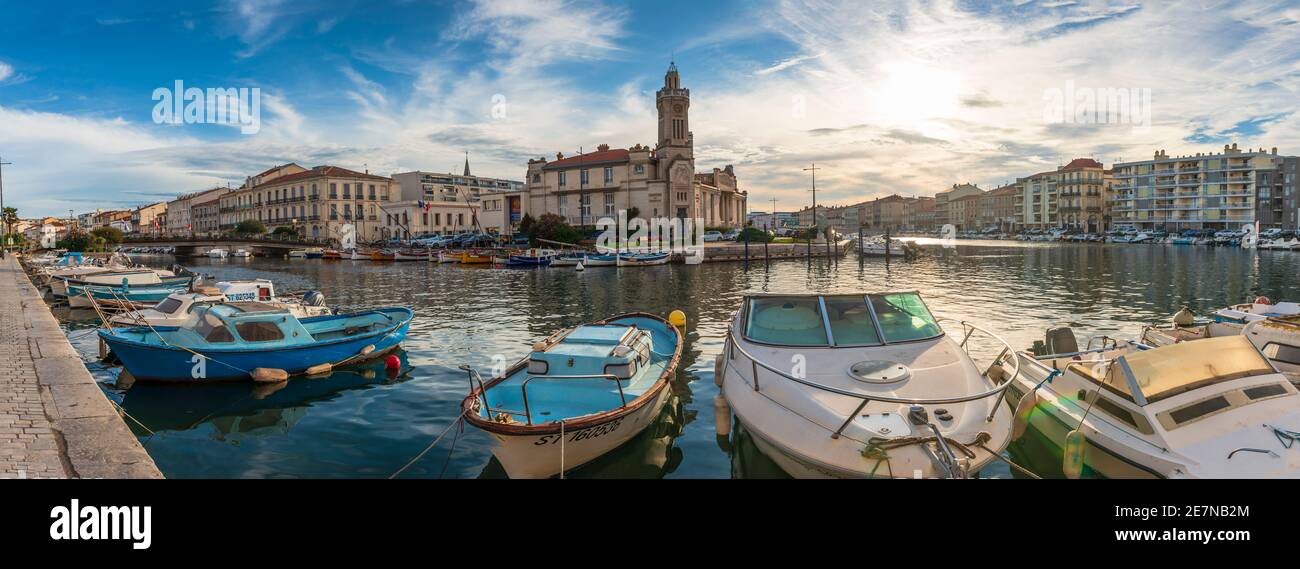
[115,350,414,442]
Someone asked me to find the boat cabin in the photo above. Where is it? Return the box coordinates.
[741,292,944,347]
[174,303,313,347]
[528,324,652,381]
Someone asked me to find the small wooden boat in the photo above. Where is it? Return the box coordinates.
[99,304,414,381]
[322,249,342,260]
[68,282,189,308]
[618,252,670,266]
[394,249,430,262]
[437,251,461,263]
[461,313,683,478]
[581,254,618,267]
[460,251,493,264]
[344,249,369,260]
[549,255,585,267]
[108,281,333,327]
[370,250,396,262]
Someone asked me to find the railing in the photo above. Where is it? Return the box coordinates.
[721,317,1021,441]
[460,366,628,426]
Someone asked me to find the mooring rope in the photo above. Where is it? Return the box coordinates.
[389,407,471,479]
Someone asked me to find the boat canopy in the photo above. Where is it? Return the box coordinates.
[1106,335,1276,404]
[743,292,944,347]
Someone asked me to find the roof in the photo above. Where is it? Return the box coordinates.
[1061,158,1104,171]
[542,149,631,170]
[253,163,301,178]
[250,166,391,189]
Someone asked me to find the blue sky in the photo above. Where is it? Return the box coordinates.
[2,0,1299,217]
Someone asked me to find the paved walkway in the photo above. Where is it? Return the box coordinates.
[0,255,161,478]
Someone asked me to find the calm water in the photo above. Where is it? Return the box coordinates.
[55,241,1300,478]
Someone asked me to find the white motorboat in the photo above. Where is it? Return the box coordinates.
[107,280,332,327]
[859,237,907,257]
[1141,301,1300,376]
[1011,330,1300,478]
[207,248,229,259]
[717,292,1017,478]
[233,249,252,258]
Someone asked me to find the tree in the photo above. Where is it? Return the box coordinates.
[524,213,582,245]
[626,206,641,222]
[90,226,124,245]
[234,219,266,235]
[2,207,17,240]
[272,226,297,237]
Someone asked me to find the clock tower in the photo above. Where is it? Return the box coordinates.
[656,62,691,156]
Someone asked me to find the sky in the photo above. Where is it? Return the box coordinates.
[1,0,1299,217]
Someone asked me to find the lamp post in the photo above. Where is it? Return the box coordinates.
[0,156,10,249]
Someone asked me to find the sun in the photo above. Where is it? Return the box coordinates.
[871,61,962,129]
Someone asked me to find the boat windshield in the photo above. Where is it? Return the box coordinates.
[154,297,184,315]
[1109,335,1275,404]
[744,292,942,346]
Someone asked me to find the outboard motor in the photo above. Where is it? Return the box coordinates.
[303,291,326,307]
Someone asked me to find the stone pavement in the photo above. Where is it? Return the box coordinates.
[0,255,161,478]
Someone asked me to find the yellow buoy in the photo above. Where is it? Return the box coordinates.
[669,309,687,328]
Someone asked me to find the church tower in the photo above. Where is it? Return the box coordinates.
[656,62,691,154]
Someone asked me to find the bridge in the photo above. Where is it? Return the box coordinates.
[120,236,333,257]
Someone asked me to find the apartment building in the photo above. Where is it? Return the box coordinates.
[1055,158,1108,232]
[1112,144,1293,231]
[979,184,1021,232]
[935,184,984,227]
[132,202,167,235]
[166,187,228,236]
[948,194,982,230]
[221,165,398,242]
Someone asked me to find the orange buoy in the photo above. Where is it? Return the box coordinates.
[1254,296,1272,305]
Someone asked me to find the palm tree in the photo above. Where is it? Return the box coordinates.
[2,207,17,241]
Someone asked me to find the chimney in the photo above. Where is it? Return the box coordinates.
[556,152,565,160]
[596,144,610,152]
[1273,147,1278,155]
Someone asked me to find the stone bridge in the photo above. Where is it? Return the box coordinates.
[121,237,331,257]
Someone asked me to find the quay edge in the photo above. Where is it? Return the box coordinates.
[0,255,162,479]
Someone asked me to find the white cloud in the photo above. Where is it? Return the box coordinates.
[0,61,12,82]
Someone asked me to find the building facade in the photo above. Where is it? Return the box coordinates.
[220,165,397,242]
[391,162,524,204]
[524,64,746,229]
[132,202,167,235]
[979,184,1021,232]
[1112,144,1294,231]
[935,184,984,228]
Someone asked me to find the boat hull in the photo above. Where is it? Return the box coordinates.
[100,309,413,381]
[485,386,672,479]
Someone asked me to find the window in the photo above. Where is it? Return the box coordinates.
[236,321,284,342]
[154,297,184,315]
[329,183,337,198]
[579,194,591,218]
[532,173,541,183]
[369,184,376,200]
[869,293,943,343]
[195,314,235,343]
[604,193,615,215]
[746,297,827,346]
[581,169,590,185]
[343,183,351,199]
[558,172,567,187]
[1262,342,1300,366]
[559,195,568,217]
[823,295,881,345]
[634,164,645,174]
[604,167,614,183]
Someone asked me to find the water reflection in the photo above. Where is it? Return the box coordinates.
[52,241,1300,478]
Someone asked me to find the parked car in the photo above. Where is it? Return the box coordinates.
[703,230,723,242]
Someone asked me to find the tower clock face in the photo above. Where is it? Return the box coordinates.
[673,104,683,112]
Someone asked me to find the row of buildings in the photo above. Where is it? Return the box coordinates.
[785,144,1299,235]
[41,64,747,246]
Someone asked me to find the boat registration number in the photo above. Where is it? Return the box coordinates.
[534,417,626,445]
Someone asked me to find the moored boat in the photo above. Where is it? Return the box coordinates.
[394,249,430,262]
[99,304,414,381]
[1010,331,1300,478]
[68,282,189,308]
[370,250,396,262]
[207,248,229,259]
[461,312,683,478]
[618,252,670,266]
[108,281,333,327]
[461,251,494,264]
[718,292,1017,478]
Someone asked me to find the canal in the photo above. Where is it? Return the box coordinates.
[54,240,1300,478]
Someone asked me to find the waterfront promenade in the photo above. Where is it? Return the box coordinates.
[0,256,161,479]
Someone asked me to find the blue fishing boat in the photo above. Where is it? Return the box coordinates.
[98,304,414,381]
[581,254,618,267]
[507,254,553,267]
[67,282,189,308]
[461,312,683,478]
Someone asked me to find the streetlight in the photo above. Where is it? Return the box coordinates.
[0,156,10,249]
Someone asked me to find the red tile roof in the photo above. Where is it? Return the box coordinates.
[1061,158,1103,171]
[251,166,391,189]
[542,149,630,170]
